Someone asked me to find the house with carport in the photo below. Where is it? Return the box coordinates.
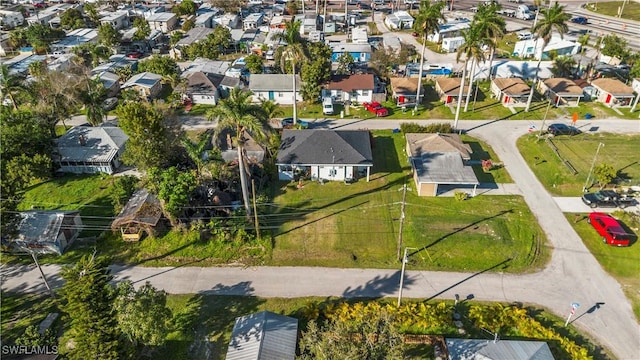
[389,77,424,106]
[321,74,375,104]
[537,78,583,107]
[490,78,530,107]
[590,78,635,107]
[249,74,302,105]
[406,133,478,197]
[435,78,470,105]
[276,129,373,183]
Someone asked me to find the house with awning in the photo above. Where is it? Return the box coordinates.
[591,78,635,107]
[490,78,530,107]
[406,133,478,197]
[537,78,583,107]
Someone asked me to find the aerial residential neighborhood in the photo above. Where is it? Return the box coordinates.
[1,0,640,359]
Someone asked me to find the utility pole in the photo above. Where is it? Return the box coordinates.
[618,0,627,18]
[251,179,260,240]
[397,246,417,306]
[32,252,55,298]
[537,99,552,139]
[396,181,407,261]
[583,142,604,193]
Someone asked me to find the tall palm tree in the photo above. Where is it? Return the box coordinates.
[81,78,107,126]
[1,65,25,110]
[551,56,577,78]
[453,28,482,129]
[473,2,506,80]
[412,0,445,111]
[525,2,570,112]
[273,20,306,124]
[206,88,270,217]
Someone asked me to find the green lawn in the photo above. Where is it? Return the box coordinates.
[517,133,640,196]
[567,211,640,321]
[1,292,59,346]
[269,130,547,272]
[584,1,640,20]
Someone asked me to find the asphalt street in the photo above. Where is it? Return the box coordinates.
[4,118,640,359]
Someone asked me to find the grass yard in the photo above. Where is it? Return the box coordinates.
[2,175,116,265]
[1,292,59,346]
[584,1,640,20]
[269,130,546,272]
[567,211,640,321]
[517,132,640,196]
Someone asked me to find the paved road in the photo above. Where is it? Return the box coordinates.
[5,118,640,359]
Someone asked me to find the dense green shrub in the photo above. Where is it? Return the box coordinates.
[400,122,453,134]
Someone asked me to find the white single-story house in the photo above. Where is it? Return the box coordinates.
[538,78,584,107]
[490,78,531,107]
[55,125,128,175]
[100,11,129,30]
[146,12,177,32]
[249,74,302,105]
[276,129,373,182]
[226,311,298,360]
[513,36,581,60]
[330,42,372,63]
[321,74,375,104]
[4,211,82,255]
[51,28,98,54]
[406,133,478,197]
[591,78,635,107]
[428,18,470,43]
[384,11,414,30]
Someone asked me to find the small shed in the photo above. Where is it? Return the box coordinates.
[226,311,299,360]
[111,189,163,241]
[490,78,530,107]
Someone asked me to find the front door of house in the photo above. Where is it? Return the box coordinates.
[269,91,274,100]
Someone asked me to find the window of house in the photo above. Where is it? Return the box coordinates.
[278,92,284,97]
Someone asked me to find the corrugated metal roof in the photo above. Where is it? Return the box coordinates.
[446,338,555,360]
[226,311,298,360]
[56,125,128,163]
[412,152,478,185]
[276,130,373,166]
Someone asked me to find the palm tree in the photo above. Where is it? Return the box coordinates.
[412,0,445,111]
[525,2,570,112]
[453,28,482,129]
[462,24,491,112]
[81,78,107,126]
[473,2,506,80]
[206,88,270,217]
[1,65,26,110]
[551,56,577,78]
[273,20,306,124]
[182,130,211,178]
[260,98,284,121]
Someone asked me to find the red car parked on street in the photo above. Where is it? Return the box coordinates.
[363,101,389,117]
[587,212,635,247]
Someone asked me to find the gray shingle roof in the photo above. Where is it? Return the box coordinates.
[276,130,373,166]
[407,133,477,185]
[249,74,302,92]
[446,339,555,360]
[226,311,298,360]
[56,126,128,163]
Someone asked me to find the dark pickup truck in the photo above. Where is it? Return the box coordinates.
[581,190,636,209]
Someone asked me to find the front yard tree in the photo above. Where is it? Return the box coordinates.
[472,2,505,83]
[206,88,269,217]
[594,163,617,189]
[299,308,404,359]
[300,41,331,102]
[601,34,630,61]
[524,2,570,112]
[60,8,86,30]
[113,281,172,352]
[132,17,151,41]
[24,24,65,53]
[274,20,306,122]
[335,52,355,75]
[182,130,212,178]
[137,55,179,78]
[412,0,446,111]
[81,78,107,126]
[59,253,120,359]
[97,23,122,52]
[245,53,264,74]
[0,64,25,110]
[148,166,197,223]
[117,102,183,170]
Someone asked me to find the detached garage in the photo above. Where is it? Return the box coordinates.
[406,133,479,196]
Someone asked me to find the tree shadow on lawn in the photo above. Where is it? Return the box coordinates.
[276,201,369,237]
[342,270,416,299]
[411,210,514,257]
[169,291,265,360]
